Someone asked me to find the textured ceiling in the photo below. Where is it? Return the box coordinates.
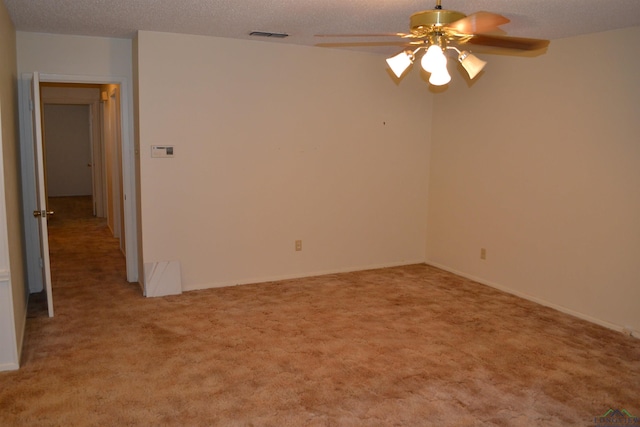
[5,0,640,54]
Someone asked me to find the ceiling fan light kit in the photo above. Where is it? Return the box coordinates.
[318,0,549,88]
[421,44,446,73]
[456,50,487,80]
[428,65,452,86]
[386,50,416,78]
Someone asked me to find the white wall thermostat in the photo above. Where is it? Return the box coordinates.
[151,145,174,158]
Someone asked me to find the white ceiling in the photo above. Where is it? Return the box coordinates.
[5,0,640,55]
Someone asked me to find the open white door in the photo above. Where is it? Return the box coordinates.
[31,72,54,317]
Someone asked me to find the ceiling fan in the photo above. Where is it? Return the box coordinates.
[316,0,550,86]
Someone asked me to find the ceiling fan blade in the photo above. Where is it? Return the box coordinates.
[467,34,550,50]
[315,33,411,38]
[315,41,415,48]
[446,11,510,35]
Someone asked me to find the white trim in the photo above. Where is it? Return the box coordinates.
[182,260,426,292]
[0,277,19,371]
[427,261,639,339]
[0,362,20,372]
[19,73,139,284]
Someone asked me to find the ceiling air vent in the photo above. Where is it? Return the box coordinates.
[249,31,289,38]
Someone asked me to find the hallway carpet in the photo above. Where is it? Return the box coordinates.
[1,197,639,426]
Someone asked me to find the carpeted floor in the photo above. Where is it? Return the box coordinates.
[1,196,639,426]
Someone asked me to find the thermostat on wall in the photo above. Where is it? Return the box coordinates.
[151,145,174,158]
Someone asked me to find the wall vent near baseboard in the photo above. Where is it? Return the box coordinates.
[250,31,289,38]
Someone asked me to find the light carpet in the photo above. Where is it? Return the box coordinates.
[1,196,638,426]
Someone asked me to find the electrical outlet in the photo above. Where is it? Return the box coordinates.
[295,240,302,251]
[480,248,487,260]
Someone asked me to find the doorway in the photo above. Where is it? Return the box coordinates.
[19,72,140,304]
[40,83,126,257]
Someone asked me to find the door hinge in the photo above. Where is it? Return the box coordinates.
[29,99,34,111]
[39,258,44,268]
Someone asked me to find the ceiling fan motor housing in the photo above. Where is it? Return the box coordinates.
[410,9,466,36]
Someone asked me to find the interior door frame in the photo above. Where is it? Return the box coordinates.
[40,86,104,218]
[19,72,139,293]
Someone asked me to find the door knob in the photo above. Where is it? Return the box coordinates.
[33,210,54,218]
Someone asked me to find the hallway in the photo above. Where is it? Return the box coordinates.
[27,195,138,321]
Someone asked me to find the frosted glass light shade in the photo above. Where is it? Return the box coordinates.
[428,63,451,86]
[386,51,413,78]
[458,51,487,80]
[421,45,446,73]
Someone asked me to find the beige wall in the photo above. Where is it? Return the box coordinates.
[17,32,132,78]
[14,24,635,338]
[136,31,432,290]
[0,0,27,369]
[427,26,640,334]
[16,31,139,284]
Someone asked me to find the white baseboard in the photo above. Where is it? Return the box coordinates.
[0,362,19,372]
[427,261,639,339]
[0,275,20,370]
[183,259,425,292]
